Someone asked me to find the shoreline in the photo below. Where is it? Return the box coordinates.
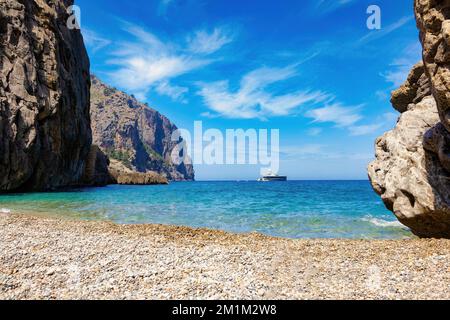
[0,213,449,299]
[0,180,412,241]
[1,207,414,240]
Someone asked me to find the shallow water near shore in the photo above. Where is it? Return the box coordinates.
[0,181,412,239]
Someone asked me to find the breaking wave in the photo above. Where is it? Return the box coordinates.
[362,216,407,229]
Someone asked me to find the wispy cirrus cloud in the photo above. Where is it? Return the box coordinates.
[381,41,421,87]
[306,103,363,127]
[155,81,189,103]
[348,112,398,136]
[197,62,385,136]
[107,23,233,101]
[187,28,234,54]
[307,128,323,136]
[306,105,397,136]
[348,123,383,136]
[315,0,357,14]
[197,64,330,119]
[82,28,112,53]
[374,41,421,102]
[359,15,414,44]
[348,112,398,137]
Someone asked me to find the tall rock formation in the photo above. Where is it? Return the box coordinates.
[90,76,194,181]
[0,0,92,191]
[415,0,450,133]
[368,0,450,238]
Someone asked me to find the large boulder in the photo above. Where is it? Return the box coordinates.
[368,95,450,238]
[0,0,92,191]
[108,159,168,185]
[369,0,450,238]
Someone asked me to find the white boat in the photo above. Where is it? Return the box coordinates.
[257,171,287,182]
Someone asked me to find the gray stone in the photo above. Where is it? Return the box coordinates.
[0,0,91,191]
[369,0,450,238]
[368,97,450,238]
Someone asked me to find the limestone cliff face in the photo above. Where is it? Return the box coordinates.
[0,0,92,191]
[90,76,194,181]
[368,0,450,238]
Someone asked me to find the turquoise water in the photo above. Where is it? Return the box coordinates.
[0,181,412,239]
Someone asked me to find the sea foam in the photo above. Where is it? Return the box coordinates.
[362,216,406,229]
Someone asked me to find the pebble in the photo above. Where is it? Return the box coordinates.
[0,213,449,300]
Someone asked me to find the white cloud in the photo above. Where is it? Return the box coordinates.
[381,41,421,87]
[306,103,394,136]
[81,28,111,52]
[306,103,363,127]
[348,123,383,136]
[197,62,391,134]
[316,0,356,14]
[107,24,232,101]
[307,128,323,136]
[199,111,218,119]
[187,28,233,54]
[348,112,399,136]
[197,63,378,134]
[155,81,189,102]
[359,16,414,44]
[375,90,389,101]
[383,69,409,87]
[197,65,330,119]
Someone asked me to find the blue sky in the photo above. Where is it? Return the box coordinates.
[77,0,420,180]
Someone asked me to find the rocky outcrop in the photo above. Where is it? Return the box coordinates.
[90,76,194,181]
[0,0,92,191]
[415,0,450,132]
[368,95,450,238]
[108,159,168,185]
[391,62,430,113]
[368,0,450,238]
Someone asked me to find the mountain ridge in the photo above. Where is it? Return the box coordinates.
[90,75,194,181]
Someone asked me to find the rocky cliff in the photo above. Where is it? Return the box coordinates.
[0,0,92,191]
[368,0,450,238]
[90,76,194,181]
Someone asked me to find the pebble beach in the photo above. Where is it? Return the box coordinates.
[0,213,449,300]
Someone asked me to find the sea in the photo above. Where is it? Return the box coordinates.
[0,180,412,239]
